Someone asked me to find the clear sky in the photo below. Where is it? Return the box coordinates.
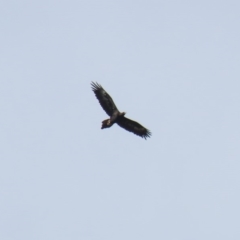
[1,1,240,239]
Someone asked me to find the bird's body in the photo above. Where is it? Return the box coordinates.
[101,111,125,129]
[91,82,151,139]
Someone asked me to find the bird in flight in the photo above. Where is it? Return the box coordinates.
[91,82,151,139]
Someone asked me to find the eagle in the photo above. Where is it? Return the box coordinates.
[91,82,151,139]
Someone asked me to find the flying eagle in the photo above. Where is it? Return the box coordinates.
[91,82,151,139]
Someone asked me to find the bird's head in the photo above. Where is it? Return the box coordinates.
[120,112,126,116]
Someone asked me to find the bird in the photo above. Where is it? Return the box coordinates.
[91,82,151,139]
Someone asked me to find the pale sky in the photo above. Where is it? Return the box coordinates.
[1,1,240,239]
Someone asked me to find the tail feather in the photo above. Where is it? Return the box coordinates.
[101,119,112,129]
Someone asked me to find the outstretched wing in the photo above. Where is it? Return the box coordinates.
[117,117,151,139]
[91,82,119,116]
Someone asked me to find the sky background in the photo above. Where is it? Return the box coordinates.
[1,0,240,239]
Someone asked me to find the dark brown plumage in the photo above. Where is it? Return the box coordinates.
[91,82,151,139]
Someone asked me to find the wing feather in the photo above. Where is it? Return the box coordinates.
[117,116,151,139]
[91,82,119,116]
